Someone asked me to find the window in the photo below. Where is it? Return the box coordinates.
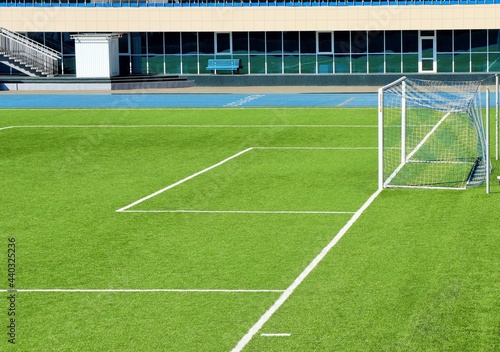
[233,32,248,53]
[454,30,470,52]
[165,33,181,55]
[334,31,350,54]
[437,30,452,53]
[266,32,282,53]
[351,31,367,54]
[181,33,197,55]
[318,32,332,53]
[300,32,316,54]
[216,33,231,54]
[249,32,265,54]
[385,31,401,53]
[402,31,418,53]
[283,32,299,54]
[198,32,214,54]
[368,31,384,54]
[147,33,164,55]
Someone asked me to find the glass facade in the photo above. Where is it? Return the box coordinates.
[13,29,500,75]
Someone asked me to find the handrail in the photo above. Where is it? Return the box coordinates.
[0,28,60,76]
[29,32,74,55]
[0,28,61,59]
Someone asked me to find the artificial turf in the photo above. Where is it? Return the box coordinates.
[0,108,498,351]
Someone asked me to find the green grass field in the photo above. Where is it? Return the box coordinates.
[1,108,499,351]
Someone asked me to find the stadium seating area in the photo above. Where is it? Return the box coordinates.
[1,0,498,7]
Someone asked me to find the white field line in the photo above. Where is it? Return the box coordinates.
[9,124,377,129]
[386,184,465,190]
[408,160,473,165]
[0,288,283,293]
[224,95,265,107]
[0,126,14,131]
[260,333,291,337]
[336,97,355,107]
[231,188,382,352]
[120,210,355,215]
[254,147,377,150]
[116,148,253,212]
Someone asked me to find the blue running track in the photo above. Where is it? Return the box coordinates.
[0,93,379,109]
[1,92,495,109]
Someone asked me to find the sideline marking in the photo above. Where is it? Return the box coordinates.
[0,288,284,293]
[0,126,14,131]
[120,209,355,215]
[9,124,377,129]
[116,148,253,212]
[260,333,291,337]
[231,188,383,352]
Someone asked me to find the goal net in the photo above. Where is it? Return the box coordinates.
[379,77,489,190]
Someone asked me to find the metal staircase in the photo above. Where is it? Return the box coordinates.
[0,28,61,77]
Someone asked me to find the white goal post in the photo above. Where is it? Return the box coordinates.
[378,77,490,191]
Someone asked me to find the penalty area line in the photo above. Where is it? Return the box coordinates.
[231,188,383,352]
[116,148,253,212]
[120,210,356,215]
[253,146,377,150]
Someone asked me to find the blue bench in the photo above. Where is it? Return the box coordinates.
[206,58,242,74]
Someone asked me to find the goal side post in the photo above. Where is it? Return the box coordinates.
[486,87,490,194]
[496,74,499,161]
[378,86,384,191]
[378,76,406,191]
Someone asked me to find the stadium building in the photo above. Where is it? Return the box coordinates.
[0,0,500,85]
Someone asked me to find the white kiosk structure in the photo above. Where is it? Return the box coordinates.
[71,33,121,78]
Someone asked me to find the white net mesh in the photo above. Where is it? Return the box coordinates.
[380,78,488,189]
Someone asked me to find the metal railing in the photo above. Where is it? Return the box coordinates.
[0,28,60,76]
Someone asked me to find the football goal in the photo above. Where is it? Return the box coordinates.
[378,77,490,190]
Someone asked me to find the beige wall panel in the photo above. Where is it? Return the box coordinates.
[0,5,498,32]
